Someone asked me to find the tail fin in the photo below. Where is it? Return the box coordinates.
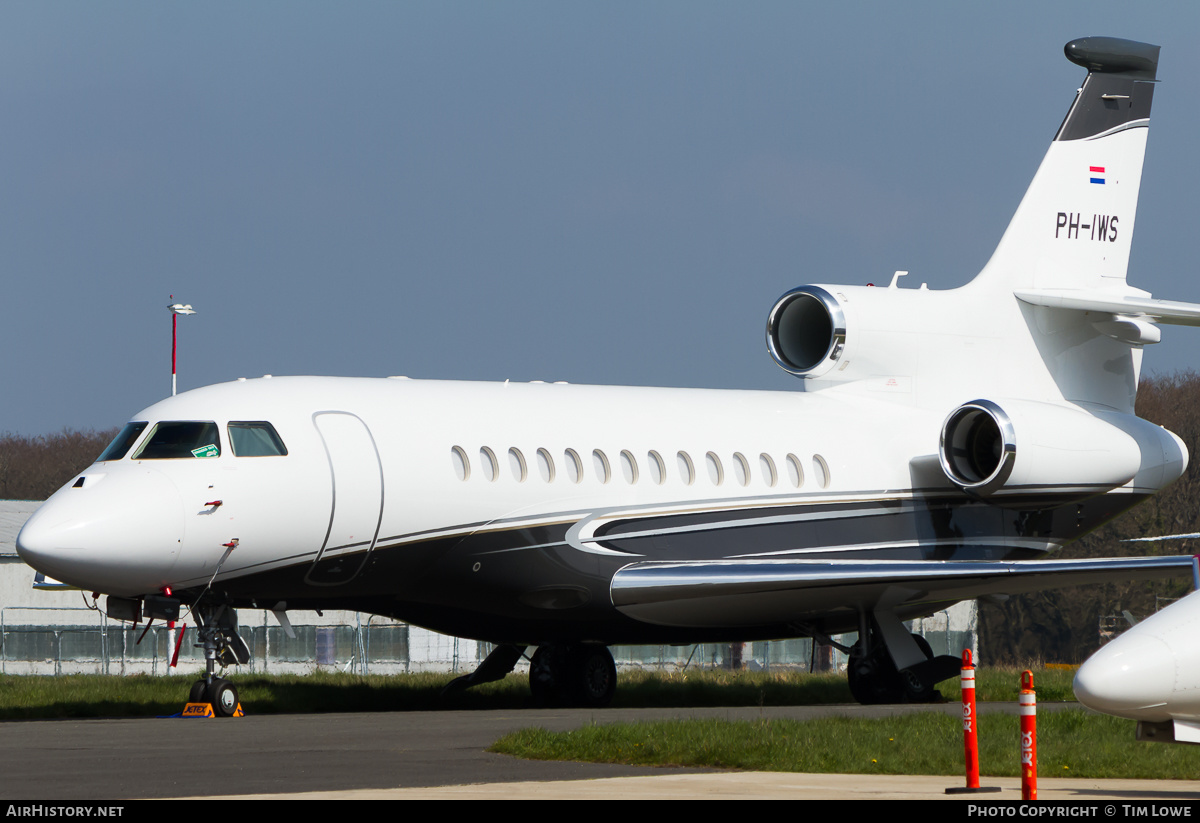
[972,37,1159,295]
[769,39,1197,414]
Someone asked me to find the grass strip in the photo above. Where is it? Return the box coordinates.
[0,665,1078,720]
[490,712,1200,780]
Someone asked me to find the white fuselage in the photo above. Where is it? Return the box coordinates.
[18,376,934,595]
[15,374,1182,646]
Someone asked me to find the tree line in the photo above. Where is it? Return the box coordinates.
[979,372,1200,664]
[0,428,117,501]
[4,372,1200,664]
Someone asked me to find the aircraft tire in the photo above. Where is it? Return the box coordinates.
[188,679,209,704]
[566,645,616,708]
[899,634,937,704]
[528,646,563,707]
[847,651,904,705]
[210,678,239,717]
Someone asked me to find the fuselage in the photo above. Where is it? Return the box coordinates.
[15,375,1172,646]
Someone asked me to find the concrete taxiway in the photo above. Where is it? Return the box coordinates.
[2,703,1197,800]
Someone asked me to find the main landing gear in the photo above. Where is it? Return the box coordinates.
[188,604,250,717]
[844,611,961,705]
[441,642,618,708]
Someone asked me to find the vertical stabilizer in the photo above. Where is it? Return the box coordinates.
[972,37,1159,295]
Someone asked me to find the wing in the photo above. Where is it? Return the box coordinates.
[610,555,1197,628]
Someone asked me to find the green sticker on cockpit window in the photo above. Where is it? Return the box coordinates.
[191,444,219,458]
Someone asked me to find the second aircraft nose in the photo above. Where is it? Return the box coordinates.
[1074,589,1200,723]
[16,467,185,596]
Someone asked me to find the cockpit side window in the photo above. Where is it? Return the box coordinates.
[133,422,221,459]
[95,422,149,462]
[228,422,288,457]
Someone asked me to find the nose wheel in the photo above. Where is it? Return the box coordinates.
[188,677,242,717]
[184,603,248,717]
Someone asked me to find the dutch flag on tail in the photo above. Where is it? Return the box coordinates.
[1090,165,1106,184]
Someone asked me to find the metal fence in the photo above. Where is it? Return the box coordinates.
[0,605,974,676]
[0,610,429,676]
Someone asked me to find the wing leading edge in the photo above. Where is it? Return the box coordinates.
[610,555,1198,629]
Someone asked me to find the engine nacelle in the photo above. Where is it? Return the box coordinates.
[764,282,936,385]
[938,398,1146,499]
[765,286,847,378]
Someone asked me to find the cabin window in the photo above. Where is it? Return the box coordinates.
[592,449,611,484]
[564,449,583,483]
[228,422,288,456]
[508,447,528,482]
[676,451,695,485]
[786,453,804,488]
[133,422,221,459]
[479,447,498,481]
[536,448,555,482]
[95,422,148,462]
[759,453,778,487]
[620,450,639,484]
[451,446,470,481]
[647,450,666,485]
[733,452,750,487]
[813,454,830,489]
[706,452,724,486]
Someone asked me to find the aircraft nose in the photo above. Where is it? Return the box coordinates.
[1073,633,1175,720]
[1073,590,1200,723]
[17,468,185,596]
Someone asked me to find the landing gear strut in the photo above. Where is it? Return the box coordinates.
[189,604,249,717]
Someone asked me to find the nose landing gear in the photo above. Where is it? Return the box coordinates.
[184,604,249,718]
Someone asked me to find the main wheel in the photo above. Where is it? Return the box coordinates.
[566,645,616,708]
[846,649,904,705]
[209,678,240,717]
[529,646,564,707]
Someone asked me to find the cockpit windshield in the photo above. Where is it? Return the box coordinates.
[95,422,149,462]
[132,422,221,459]
[228,422,288,456]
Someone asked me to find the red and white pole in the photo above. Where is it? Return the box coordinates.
[946,649,999,795]
[1020,670,1037,801]
[171,299,178,397]
[167,298,196,397]
[962,650,980,789]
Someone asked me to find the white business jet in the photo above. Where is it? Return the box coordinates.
[1075,587,1200,744]
[17,37,1200,715]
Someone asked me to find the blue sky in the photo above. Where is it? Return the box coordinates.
[3,2,1199,434]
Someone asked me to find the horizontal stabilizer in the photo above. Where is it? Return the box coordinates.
[1016,289,1200,327]
[611,555,1197,628]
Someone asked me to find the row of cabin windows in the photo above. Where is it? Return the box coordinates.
[451,446,831,490]
[96,420,288,461]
